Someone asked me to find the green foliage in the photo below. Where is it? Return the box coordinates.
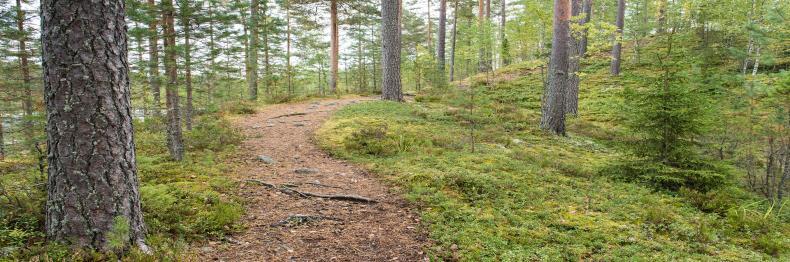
[107,216,131,251]
[219,100,257,115]
[185,116,242,152]
[140,183,242,239]
[604,157,732,192]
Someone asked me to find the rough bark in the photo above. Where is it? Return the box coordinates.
[449,0,458,81]
[207,1,217,103]
[539,0,570,136]
[610,0,625,76]
[329,0,339,93]
[381,0,403,101]
[579,0,592,56]
[566,0,582,116]
[437,0,447,73]
[162,0,184,161]
[285,1,293,95]
[249,0,260,100]
[147,0,161,116]
[41,0,148,251]
[262,0,271,96]
[181,2,193,130]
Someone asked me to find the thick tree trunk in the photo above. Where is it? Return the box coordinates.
[249,0,260,100]
[610,0,625,76]
[330,0,339,93]
[579,0,592,56]
[162,0,184,161]
[381,0,403,101]
[42,0,148,251]
[540,0,570,135]
[566,0,582,116]
[147,0,161,116]
[449,0,458,81]
[437,0,447,73]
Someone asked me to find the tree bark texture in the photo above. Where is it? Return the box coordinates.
[162,0,184,161]
[566,0,582,115]
[610,0,625,76]
[181,2,193,130]
[437,0,447,72]
[381,0,403,101]
[147,0,161,115]
[41,0,148,251]
[540,0,570,135]
[0,112,4,160]
[500,0,509,66]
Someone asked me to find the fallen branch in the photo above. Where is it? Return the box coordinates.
[268,112,307,119]
[305,181,346,190]
[244,179,377,203]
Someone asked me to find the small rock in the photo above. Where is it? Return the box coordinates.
[200,246,214,253]
[310,101,320,105]
[266,124,275,127]
[294,123,305,127]
[252,125,261,129]
[450,244,458,251]
[257,155,276,164]
[294,168,319,174]
[512,138,525,145]
[325,102,337,106]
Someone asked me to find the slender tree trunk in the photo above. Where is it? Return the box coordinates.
[657,0,667,33]
[207,1,216,104]
[437,0,447,74]
[16,0,33,143]
[449,0,458,81]
[42,0,148,251]
[330,0,339,93]
[579,0,592,56]
[370,27,379,92]
[162,0,184,161]
[566,0,582,115]
[182,3,194,130]
[286,0,293,95]
[134,22,148,116]
[381,0,403,101]
[477,0,489,72]
[147,0,161,116]
[427,0,432,52]
[540,0,570,135]
[500,0,509,66]
[263,0,271,96]
[610,0,625,76]
[249,0,260,100]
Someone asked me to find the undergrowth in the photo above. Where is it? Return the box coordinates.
[316,64,789,260]
[0,111,245,260]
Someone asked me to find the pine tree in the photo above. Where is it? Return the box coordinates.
[42,0,148,251]
[381,0,402,101]
[540,0,570,135]
[610,0,624,76]
[162,0,184,161]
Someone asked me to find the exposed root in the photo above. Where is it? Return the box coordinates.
[244,179,377,203]
[268,112,307,119]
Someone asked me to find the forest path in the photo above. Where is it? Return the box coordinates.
[199,97,429,261]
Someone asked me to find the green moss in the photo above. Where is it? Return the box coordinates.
[316,78,788,260]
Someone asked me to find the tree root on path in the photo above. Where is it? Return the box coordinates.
[270,214,342,227]
[267,112,307,119]
[244,179,377,203]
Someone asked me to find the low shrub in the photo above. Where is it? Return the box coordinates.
[603,157,732,192]
[185,116,242,152]
[220,100,257,114]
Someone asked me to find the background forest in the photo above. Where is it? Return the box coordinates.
[0,0,788,260]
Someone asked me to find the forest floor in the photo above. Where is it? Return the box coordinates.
[198,97,430,261]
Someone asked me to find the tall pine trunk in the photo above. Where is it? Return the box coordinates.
[330,0,339,93]
[0,112,4,160]
[42,0,148,251]
[566,0,582,115]
[249,0,260,100]
[263,0,271,96]
[286,1,293,95]
[437,0,447,73]
[540,0,570,135]
[610,0,625,76]
[381,0,403,101]
[162,0,184,161]
[16,0,33,143]
[579,0,592,56]
[181,1,194,130]
[449,0,458,81]
[147,0,161,116]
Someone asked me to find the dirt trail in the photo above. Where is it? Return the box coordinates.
[200,98,429,261]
